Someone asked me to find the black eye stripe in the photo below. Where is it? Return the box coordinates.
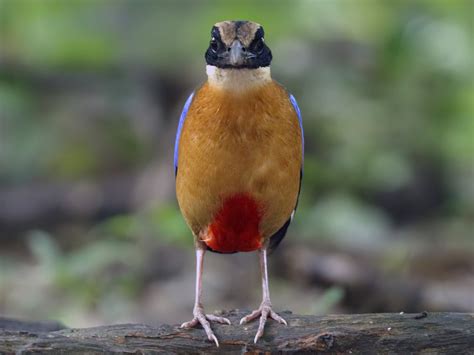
[248,27,265,50]
[255,27,264,39]
[211,26,221,40]
[250,36,264,49]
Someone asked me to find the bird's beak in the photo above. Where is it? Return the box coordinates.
[229,40,245,66]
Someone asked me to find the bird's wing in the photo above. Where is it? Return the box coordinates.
[174,92,195,176]
[289,93,304,164]
[268,93,304,252]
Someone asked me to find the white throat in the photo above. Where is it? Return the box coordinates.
[206,65,272,92]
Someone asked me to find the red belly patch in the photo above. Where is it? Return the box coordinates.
[204,194,262,253]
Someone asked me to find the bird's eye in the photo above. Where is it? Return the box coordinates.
[210,37,218,52]
[253,37,265,54]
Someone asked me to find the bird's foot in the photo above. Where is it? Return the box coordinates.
[240,300,287,343]
[180,306,231,347]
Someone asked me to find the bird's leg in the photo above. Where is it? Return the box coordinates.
[240,247,287,343]
[180,245,230,347]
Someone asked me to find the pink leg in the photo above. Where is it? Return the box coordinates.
[240,248,287,343]
[181,247,230,347]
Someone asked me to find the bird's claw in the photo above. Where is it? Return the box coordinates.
[206,314,232,325]
[180,307,231,347]
[240,301,287,343]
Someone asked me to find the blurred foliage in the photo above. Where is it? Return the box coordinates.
[0,0,472,326]
[310,286,345,315]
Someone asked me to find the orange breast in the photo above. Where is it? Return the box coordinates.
[176,80,302,253]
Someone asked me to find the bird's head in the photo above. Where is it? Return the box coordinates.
[205,20,272,69]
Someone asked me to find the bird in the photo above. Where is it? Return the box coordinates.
[174,20,303,346]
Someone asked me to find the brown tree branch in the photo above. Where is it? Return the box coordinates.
[1,311,473,353]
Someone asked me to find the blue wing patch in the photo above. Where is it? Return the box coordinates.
[289,94,304,160]
[268,94,304,253]
[174,92,194,175]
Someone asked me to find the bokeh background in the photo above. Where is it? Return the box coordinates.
[1,0,473,328]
